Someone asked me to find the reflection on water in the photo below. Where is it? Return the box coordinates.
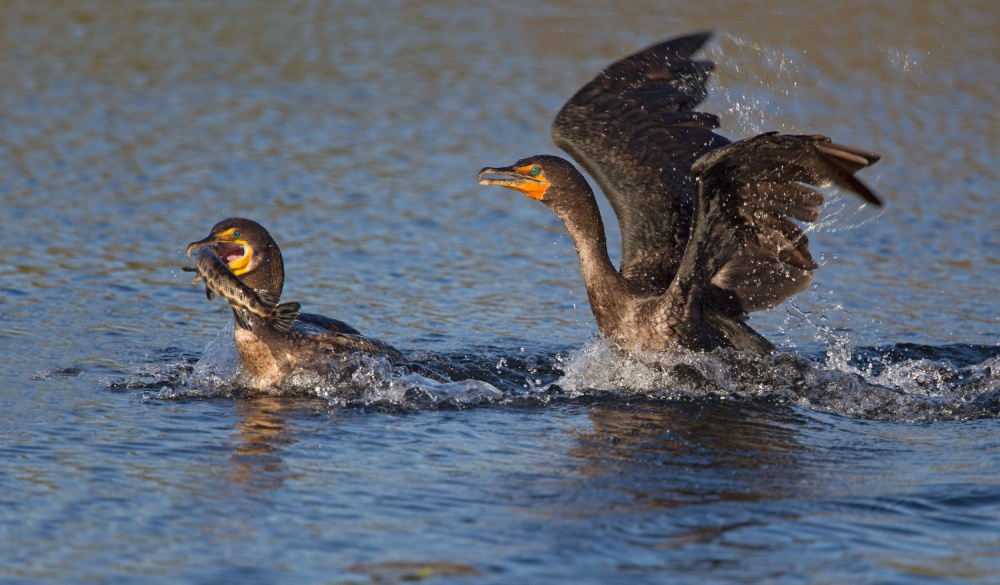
[571,401,804,508]
[228,397,298,490]
[2,0,999,583]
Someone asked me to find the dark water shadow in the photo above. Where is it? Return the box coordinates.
[566,398,806,511]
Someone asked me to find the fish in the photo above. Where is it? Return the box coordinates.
[183,247,300,334]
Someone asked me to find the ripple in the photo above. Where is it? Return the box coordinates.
[556,340,1000,422]
[108,332,1000,422]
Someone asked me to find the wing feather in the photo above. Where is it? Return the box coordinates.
[552,34,882,315]
[552,32,730,288]
[683,133,882,312]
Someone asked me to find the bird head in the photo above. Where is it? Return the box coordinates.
[478,154,591,214]
[186,217,285,294]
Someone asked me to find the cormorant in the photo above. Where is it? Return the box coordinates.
[479,32,881,354]
[186,218,404,388]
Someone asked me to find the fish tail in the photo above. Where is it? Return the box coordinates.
[255,289,281,307]
[267,302,301,334]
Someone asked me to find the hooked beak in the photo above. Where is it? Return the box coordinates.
[186,234,221,258]
[478,165,549,201]
[186,232,252,275]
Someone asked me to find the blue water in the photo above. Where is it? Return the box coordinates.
[2,1,999,583]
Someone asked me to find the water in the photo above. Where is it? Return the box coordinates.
[2,1,999,583]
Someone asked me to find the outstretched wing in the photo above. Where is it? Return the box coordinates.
[551,32,731,289]
[674,133,881,315]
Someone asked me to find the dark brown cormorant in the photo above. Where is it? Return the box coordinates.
[186,218,404,389]
[479,32,882,355]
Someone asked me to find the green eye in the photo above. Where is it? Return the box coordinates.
[529,166,541,176]
[231,230,240,239]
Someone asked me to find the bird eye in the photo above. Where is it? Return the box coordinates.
[231,230,240,239]
[529,166,541,176]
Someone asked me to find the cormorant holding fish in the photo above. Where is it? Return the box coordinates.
[185,218,404,389]
[479,32,882,355]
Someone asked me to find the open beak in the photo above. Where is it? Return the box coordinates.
[478,165,549,201]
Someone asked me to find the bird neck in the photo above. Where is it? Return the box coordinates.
[239,244,285,298]
[551,191,631,325]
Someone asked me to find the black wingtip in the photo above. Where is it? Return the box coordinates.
[821,159,884,207]
[622,31,714,73]
[632,32,713,59]
[662,31,713,56]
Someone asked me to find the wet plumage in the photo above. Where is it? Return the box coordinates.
[185,218,404,389]
[480,32,882,355]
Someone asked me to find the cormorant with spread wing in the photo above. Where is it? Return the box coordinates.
[479,32,882,354]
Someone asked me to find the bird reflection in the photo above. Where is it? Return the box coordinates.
[569,399,806,510]
[228,396,302,490]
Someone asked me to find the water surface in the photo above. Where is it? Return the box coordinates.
[2,1,999,583]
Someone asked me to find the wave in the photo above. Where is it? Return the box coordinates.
[554,339,1000,422]
[107,325,999,421]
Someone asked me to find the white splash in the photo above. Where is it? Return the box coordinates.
[554,336,1000,422]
